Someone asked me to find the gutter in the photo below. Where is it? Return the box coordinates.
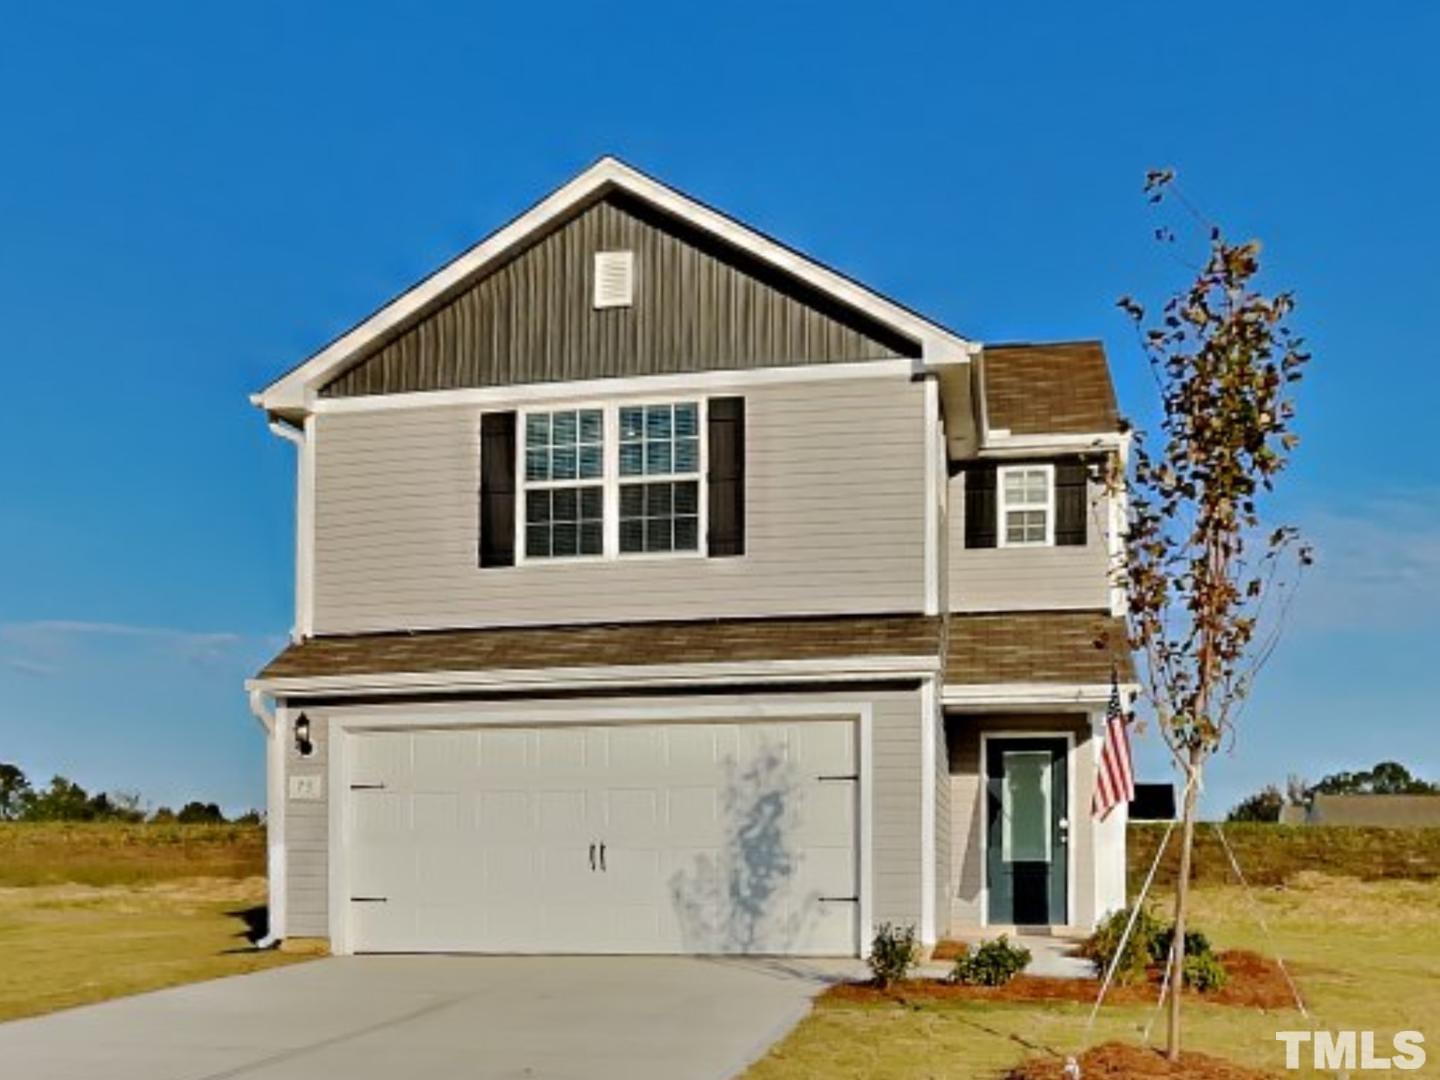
[245,687,283,950]
[247,686,275,734]
[268,418,304,448]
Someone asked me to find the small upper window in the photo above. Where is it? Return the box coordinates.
[523,408,604,559]
[998,465,1053,547]
[618,402,701,554]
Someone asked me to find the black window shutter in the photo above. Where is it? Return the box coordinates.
[1054,459,1089,547]
[964,463,998,549]
[707,396,745,557]
[479,411,517,568]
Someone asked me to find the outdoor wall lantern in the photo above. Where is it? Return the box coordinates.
[294,713,314,757]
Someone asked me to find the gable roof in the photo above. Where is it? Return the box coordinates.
[255,157,976,417]
[982,341,1122,436]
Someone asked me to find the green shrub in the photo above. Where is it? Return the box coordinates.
[949,935,1031,986]
[1078,905,1163,984]
[1150,926,1212,965]
[1182,950,1228,992]
[868,922,919,988]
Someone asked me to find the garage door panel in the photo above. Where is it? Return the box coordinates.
[666,786,721,844]
[536,789,587,839]
[477,790,532,840]
[535,727,588,774]
[478,729,530,775]
[795,721,856,775]
[412,792,461,834]
[412,730,475,789]
[416,842,475,896]
[351,732,411,788]
[352,791,408,842]
[483,846,538,897]
[346,718,859,956]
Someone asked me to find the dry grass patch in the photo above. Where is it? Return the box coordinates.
[0,876,308,1022]
[0,822,266,887]
[1006,1041,1276,1079]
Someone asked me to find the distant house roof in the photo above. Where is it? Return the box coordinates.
[983,341,1122,436]
[1307,794,1440,828]
[945,610,1133,686]
[256,613,943,685]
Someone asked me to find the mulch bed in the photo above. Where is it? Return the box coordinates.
[824,951,1296,1010]
[1005,1041,1276,1079]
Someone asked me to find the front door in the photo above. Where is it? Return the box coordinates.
[985,737,1068,926]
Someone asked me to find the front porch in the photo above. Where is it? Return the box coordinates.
[938,611,1135,938]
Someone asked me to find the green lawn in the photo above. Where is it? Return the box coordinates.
[746,872,1440,1078]
[0,824,304,1022]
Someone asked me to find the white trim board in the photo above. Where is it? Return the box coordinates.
[323,699,875,958]
[942,683,1136,709]
[309,356,922,416]
[256,157,975,415]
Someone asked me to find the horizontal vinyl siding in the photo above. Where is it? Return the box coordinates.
[947,471,1112,612]
[284,713,329,938]
[311,376,926,633]
[283,686,925,947]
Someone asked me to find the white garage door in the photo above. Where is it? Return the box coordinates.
[343,719,859,955]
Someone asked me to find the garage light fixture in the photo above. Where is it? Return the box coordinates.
[294,714,314,757]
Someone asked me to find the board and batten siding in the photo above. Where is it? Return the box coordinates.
[310,375,927,634]
[947,470,1112,612]
[280,686,927,944]
[946,713,1099,930]
[320,193,914,400]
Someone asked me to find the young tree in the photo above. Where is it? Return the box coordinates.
[1117,170,1311,1060]
[0,763,31,820]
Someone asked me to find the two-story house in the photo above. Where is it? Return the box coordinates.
[246,158,1135,957]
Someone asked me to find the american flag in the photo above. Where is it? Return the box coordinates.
[1092,678,1134,820]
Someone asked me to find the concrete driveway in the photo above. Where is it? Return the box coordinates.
[0,955,853,1080]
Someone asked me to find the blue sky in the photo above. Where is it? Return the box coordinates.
[0,2,1435,815]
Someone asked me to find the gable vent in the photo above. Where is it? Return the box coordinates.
[593,250,634,309]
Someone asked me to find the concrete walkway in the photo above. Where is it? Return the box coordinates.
[0,955,857,1080]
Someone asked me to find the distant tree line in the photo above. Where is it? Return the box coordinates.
[1229,760,1440,822]
[0,762,260,825]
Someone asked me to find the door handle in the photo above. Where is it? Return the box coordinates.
[599,842,607,872]
[589,843,596,871]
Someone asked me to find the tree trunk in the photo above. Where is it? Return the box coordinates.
[1166,749,1204,1061]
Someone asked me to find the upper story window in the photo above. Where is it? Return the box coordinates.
[518,401,706,561]
[998,464,1054,547]
[524,408,605,559]
[618,402,702,554]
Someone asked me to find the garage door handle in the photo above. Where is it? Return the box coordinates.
[589,843,597,871]
[818,895,859,903]
[816,774,859,782]
[599,842,606,872]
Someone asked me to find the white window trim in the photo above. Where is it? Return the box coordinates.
[516,401,610,565]
[515,397,708,565]
[996,463,1055,549]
